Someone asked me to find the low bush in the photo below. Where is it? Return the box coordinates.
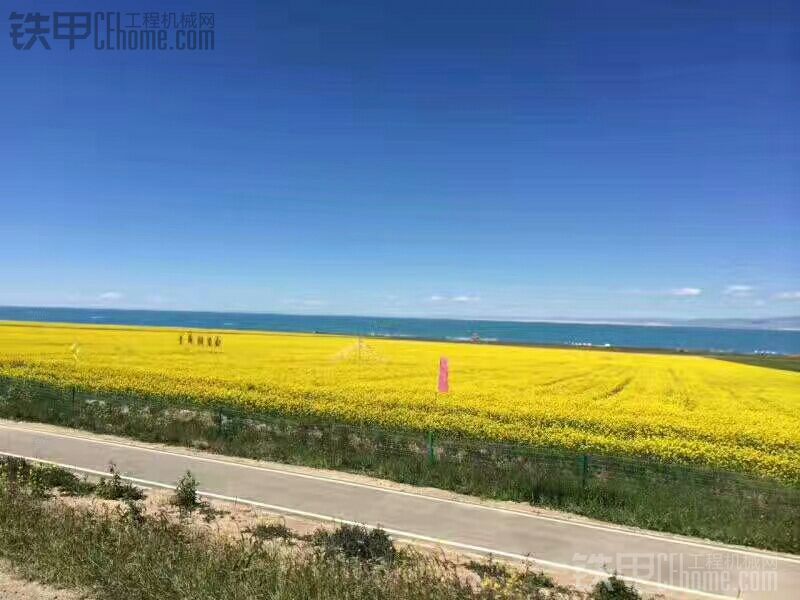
[95,464,145,501]
[465,558,511,580]
[0,459,94,497]
[171,471,201,512]
[592,574,641,600]
[249,522,294,541]
[467,558,557,596]
[312,524,397,565]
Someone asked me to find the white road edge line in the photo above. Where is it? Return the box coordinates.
[2,421,797,565]
[0,450,734,600]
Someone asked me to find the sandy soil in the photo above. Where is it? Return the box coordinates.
[0,561,87,600]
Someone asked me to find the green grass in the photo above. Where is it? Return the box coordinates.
[713,354,800,373]
[0,456,142,500]
[0,376,798,553]
[0,462,619,600]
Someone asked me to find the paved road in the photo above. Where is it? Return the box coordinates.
[0,421,797,599]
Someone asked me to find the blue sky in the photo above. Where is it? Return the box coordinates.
[1,0,798,320]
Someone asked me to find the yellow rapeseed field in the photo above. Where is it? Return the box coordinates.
[1,322,798,482]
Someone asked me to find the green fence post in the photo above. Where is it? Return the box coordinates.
[581,454,590,488]
[327,421,336,468]
[427,431,436,465]
[71,386,76,416]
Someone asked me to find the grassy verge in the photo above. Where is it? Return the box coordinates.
[0,458,640,600]
[712,354,800,373]
[0,376,798,553]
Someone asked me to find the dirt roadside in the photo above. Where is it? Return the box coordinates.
[0,561,87,600]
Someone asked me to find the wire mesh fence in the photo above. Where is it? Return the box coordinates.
[0,374,798,552]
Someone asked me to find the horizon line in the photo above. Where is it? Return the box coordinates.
[1,304,798,331]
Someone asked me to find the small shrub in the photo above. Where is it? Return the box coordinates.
[516,568,555,589]
[312,524,396,565]
[592,574,640,600]
[467,558,556,595]
[466,557,511,580]
[172,471,201,512]
[95,463,144,501]
[249,522,294,541]
[29,464,94,497]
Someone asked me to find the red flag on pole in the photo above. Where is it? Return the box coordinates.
[438,357,449,393]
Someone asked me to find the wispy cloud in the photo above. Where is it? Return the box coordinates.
[146,294,169,305]
[622,287,702,297]
[723,285,753,297]
[667,287,702,297]
[98,291,123,301]
[428,294,480,303]
[774,291,800,301]
[300,299,326,307]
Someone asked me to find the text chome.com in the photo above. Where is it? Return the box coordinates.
[9,11,215,51]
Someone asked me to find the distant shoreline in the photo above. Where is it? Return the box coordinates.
[1,317,798,361]
[0,304,798,332]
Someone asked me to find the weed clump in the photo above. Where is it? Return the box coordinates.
[467,557,557,596]
[312,524,396,565]
[249,522,294,541]
[172,471,201,512]
[170,471,220,521]
[592,574,641,600]
[466,557,511,580]
[25,464,93,497]
[95,464,144,501]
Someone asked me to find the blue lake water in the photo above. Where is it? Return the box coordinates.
[1,306,799,355]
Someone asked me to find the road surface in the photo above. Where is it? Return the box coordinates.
[0,420,797,599]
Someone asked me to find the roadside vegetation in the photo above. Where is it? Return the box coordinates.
[713,354,800,373]
[0,457,641,600]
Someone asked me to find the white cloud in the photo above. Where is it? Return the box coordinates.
[428,294,480,303]
[621,287,702,297]
[98,291,123,301]
[293,299,325,307]
[723,285,753,297]
[774,291,800,301]
[667,287,702,297]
